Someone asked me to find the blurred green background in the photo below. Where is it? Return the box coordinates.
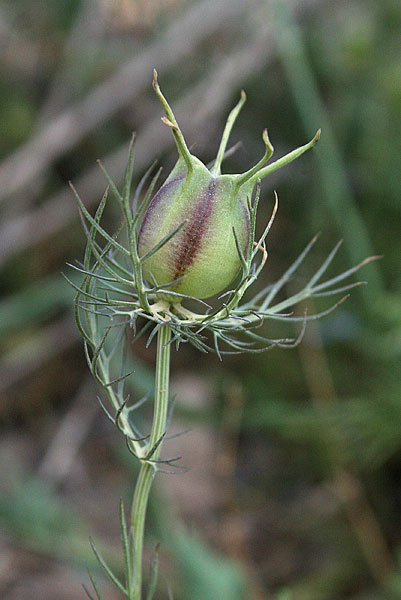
[0,0,400,599]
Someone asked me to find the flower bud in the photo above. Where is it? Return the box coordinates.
[138,157,253,300]
[138,71,320,301]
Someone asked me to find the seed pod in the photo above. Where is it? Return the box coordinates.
[138,71,320,301]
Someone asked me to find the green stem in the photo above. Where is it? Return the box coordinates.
[130,324,171,600]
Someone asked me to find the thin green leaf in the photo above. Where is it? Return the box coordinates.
[124,133,136,206]
[145,432,166,460]
[140,221,186,264]
[96,395,116,425]
[312,281,365,297]
[134,167,163,227]
[261,234,320,309]
[132,160,157,215]
[82,584,97,600]
[87,569,106,600]
[70,182,130,257]
[232,227,247,270]
[81,224,136,287]
[146,544,160,600]
[252,191,278,259]
[312,255,381,293]
[104,370,134,388]
[120,499,133,596]
[97,161,123,203]
[84,187,109,272]
[92,327,111,376]
[306,240,342,288]
[89,538,127,596]
[146,323,162,348]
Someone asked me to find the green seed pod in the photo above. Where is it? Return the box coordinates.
[138,70,320,301]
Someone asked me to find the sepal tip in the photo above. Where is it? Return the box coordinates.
[313,128,321,143]
[161,116,177,130]
[262,128,274,155]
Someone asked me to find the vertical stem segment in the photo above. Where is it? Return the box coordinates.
[131,324,171,600]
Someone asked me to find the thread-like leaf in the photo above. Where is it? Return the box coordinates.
[86,569,106,600]
[145,432,167,460]
[123,132,136,208]
[146,544,160,600]
[132,160,157,216]
[312,255,380,293]
[232,227,247,270]
[306,240,343,288]
[83,187,109,273]
[82,584,97,600]
[139,221,186,264]
[70,182,130,257]
[104,370,134,388]
[120,499,133,596]
[134,167,163,227]
[97,161,123,203]
[261,234,320,309]
[89,538,127,596]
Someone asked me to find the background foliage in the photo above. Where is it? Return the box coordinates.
[0,0,400,598]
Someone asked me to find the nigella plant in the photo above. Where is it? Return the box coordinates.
[67,71,375,599]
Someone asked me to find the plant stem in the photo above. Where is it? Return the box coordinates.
[130,323,171,600]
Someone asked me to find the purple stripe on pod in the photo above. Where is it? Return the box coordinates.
[173,179,216,280]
